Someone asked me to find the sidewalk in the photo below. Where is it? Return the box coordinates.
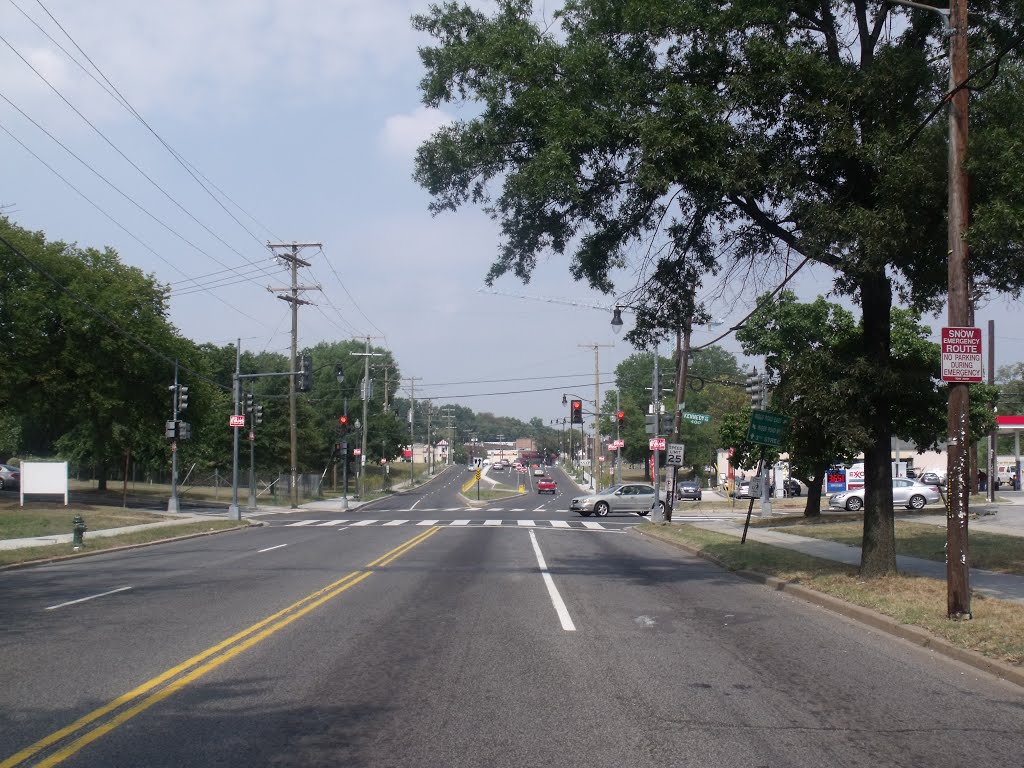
[682,505,1024,606]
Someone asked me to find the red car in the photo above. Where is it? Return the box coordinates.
[537,477,557,494]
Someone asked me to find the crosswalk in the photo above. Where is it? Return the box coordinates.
[277,515,736,529]
[281,519,622,529]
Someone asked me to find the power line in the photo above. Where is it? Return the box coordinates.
[0,118,267,326]
[0,29,273,277]
[0,230,231,392]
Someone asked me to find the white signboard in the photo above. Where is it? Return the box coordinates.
[665,443,685,466]
[649,438,666,451]
[21,461,69,506]
[941,326,982,383]
[229,414,245,427]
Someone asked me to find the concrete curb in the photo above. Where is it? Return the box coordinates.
[633,527,1024,689]
[0,520,261,572]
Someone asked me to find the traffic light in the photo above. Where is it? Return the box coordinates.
[178,421,192,440]
[745,369,763,409]
[253,404,263,425]
[338,414,350,433]
[165,420,177,439]
[244,392,254,412]
[570,399,583,424]
[616,410,624,427]
[177,385,189,412]
[298,353,312,392]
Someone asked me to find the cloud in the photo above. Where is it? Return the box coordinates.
[379,106,454,158]
[0,1,426,123]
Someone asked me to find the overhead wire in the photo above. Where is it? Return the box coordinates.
[0,118,266,325]
[22,0,285,251]
[0,230,232,392]
[0,33,274,281]
[0,90,279,306]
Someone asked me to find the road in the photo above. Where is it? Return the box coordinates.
[1,465,1021,767]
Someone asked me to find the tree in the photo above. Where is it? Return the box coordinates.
[413,1,1024,575]
[735,293,999,521]
[0,217,189,488]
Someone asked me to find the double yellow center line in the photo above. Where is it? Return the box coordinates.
[2,526,442,768]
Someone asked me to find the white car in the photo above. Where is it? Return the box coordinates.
[570,484,657,517]
[829,478,941,512]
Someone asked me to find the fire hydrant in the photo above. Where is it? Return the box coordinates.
[72,515,87,549]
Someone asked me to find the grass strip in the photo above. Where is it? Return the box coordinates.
[0,520,250,568]
[766,520,1024,575]
[638,522,1024,666]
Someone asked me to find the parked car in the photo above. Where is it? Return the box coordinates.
[536,477,557,494]
[570,484,656,517]
[919,471,946,487]
[829,478,941,512]
[0,464,20,491]
[676,480,702,501]
[731,481,754,499]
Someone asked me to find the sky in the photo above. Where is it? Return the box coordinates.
[3,1,1023,427]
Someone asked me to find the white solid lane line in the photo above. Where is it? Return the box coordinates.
[46,586,132,611]
[528,530,576,632]
[411,498,422,509]
[258,544,289,553]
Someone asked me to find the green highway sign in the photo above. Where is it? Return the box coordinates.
[681,411,711,425]
[747,410,789,447]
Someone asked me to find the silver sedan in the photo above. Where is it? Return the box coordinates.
[829,478,942,512]
[570,484,657,517]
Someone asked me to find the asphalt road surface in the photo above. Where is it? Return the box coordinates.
[1,466,1021,767]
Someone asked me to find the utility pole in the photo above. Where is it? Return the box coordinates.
[945,0,972,619]
[229,340,241,520]
[667,320,693,523]
[168,359,181,513]
[267,240,321,508]
[651,343,663,521]
[988,320,996,503]
[426,400,433,475]
[406,377,422,485]
[579,342,613,491]
[352,337,383,499]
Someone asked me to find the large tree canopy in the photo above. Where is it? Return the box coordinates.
[413,0,1024,574]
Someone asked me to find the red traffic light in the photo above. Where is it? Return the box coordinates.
[570,399,583,424]
[616,410,624,423]
[339,415,349,426]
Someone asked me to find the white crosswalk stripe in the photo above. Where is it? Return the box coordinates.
[282,519,614,530]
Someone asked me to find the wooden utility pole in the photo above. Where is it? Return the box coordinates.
[945,0,972,619]
[579,343,613,491]
[666,320,693,523]
[267,241,321,509]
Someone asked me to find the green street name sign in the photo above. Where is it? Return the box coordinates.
[747,410,789,447]
[681,411,711,425]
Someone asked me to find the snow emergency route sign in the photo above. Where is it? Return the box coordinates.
[941,327,982,383]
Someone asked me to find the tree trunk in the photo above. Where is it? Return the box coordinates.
[804,472,824,517]
[859,270,897,576]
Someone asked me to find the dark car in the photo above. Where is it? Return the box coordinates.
[676,480,702,501]
[0,464,20,491]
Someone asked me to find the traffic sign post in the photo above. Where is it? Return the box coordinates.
[680,411,711,425]
[747,411,789,447]
[665,443,685,466]
[649,437,666,451]
[941,326,982,383]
